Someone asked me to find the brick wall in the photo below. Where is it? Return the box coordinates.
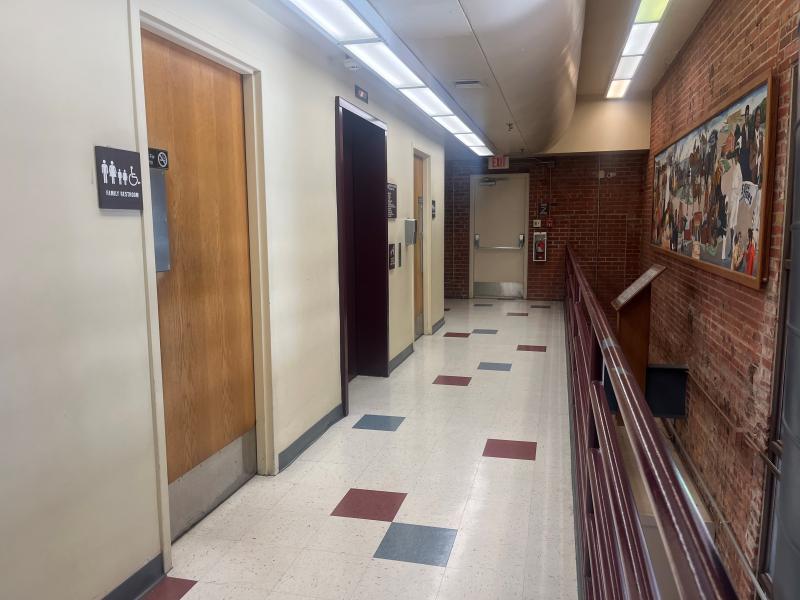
[641,0,798,596]
[445,153,648,318]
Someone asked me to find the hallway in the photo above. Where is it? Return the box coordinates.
[160,300,577,600]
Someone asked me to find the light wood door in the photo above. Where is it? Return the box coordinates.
[413,156,424,338]
[142,31,255,483]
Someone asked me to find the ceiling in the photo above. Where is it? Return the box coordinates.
[368,0,585,156]
[368,0,714,157]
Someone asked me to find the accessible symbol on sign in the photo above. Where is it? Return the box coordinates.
[488,155,509,170]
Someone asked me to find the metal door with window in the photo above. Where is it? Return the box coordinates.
[470,174,529,298]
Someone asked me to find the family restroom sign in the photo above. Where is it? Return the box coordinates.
[94,146,144,210]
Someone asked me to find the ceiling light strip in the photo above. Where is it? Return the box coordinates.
[283,0,494,154]
[606,0,670,99]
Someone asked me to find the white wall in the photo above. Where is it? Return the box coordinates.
[0,2,161,599]
[542,97,651,154]
[0,1,445,597]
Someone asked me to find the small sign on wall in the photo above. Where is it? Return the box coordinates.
[389,243,396,269]
[432,200,436,218]
[95,146,144,210]
[488,155,509,169]
[387,183,397,219]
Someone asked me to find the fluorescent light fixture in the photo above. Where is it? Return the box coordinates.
[635,0,670,23]
[344,42,423,88]
[614,55,643,80]
[455,132,486,147]
[285,0,376,43]
[471,146,493,157]
[433,115,472,134]
[623,22,658,55]
[606,79,631,99]
[400,87,452,116]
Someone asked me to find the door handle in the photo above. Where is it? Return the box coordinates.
[474,233,480,249]
[474,232,525,251]
[518,233,525,248]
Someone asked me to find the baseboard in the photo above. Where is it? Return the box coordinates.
[432,317,445,334]
[104,554,163,600]
[278,404,344,470]
[388,343,414,374]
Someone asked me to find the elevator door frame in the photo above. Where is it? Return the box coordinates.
[130,5,275,572]
[334,97,390,416]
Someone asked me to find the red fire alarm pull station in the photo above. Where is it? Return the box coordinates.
[533,232,547,262]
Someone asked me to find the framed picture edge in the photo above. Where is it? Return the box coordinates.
[649,68,777,290]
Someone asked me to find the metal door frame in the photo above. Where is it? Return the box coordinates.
[468,173,530,299]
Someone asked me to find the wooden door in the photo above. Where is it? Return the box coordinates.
[413,156,424,339]
[142,31,255,483]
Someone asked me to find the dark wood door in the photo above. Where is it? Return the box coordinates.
[142,31,255,483]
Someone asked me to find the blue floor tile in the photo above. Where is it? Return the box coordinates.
[374,522,457,567]
[472,328,498,334]
[353,414,406,431]
[478,361,512,372]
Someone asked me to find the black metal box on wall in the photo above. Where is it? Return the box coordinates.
[603,364,688,419]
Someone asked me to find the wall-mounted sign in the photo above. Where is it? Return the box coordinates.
[148,147,169,169]
[533,219,542,228]
[397,242,402,267]
[432,200,436,218]
[533,231,547,262]
[539,202,550,216]
[488,155,509,169]
[389,243,396,269]
[387,183,398,219]
[94,146,143,210]
[355,84,369,103]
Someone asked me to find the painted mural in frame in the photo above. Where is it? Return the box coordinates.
[651,73,775,288]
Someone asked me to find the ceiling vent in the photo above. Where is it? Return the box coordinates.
[453,79,484,89]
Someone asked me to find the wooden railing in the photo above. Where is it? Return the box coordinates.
[565,246,737,599]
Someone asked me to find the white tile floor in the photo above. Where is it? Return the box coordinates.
[171,299,578,600]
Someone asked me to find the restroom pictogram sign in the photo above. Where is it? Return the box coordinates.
[94,146,143,210]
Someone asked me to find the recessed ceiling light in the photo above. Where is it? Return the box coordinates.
[635,0,670,23]
[623,22,658,56]
[433,115,472,134]
[606,79,631,99]
[344,42,423,88]
[471,146,493,157]
[614,55,642,80]
[455,132,486,147]
[400,87,452,116]
[285,0,376,43]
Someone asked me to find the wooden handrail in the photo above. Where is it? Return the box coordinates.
[566,246,737,599]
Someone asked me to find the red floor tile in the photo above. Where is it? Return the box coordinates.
[331,488,407,521]
[143,577,196,600]
[517,345,547,352]
[483,439,537,461]
[444,332,470,338]
[507,312,529,316]
[433,375,471,386]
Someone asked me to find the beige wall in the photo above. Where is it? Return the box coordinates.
[542,97,651,154]
[0,1,444,597]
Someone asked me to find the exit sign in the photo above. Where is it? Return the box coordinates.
[488,155,509,169]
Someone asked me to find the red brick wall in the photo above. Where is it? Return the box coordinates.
[641,0,798,595]
[445,153,649,318]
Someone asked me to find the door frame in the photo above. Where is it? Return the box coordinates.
[127,3,275,570]
[334,97,389,415]
[468,173,530,299]
[413,149,433,335]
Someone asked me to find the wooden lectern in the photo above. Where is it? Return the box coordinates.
[611,265,666,390]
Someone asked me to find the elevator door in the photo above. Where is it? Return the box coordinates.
[142,31,256,537]
[472,174,528,298]
[413,155,424,339]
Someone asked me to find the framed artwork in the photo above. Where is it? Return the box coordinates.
[651,71,776,288]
